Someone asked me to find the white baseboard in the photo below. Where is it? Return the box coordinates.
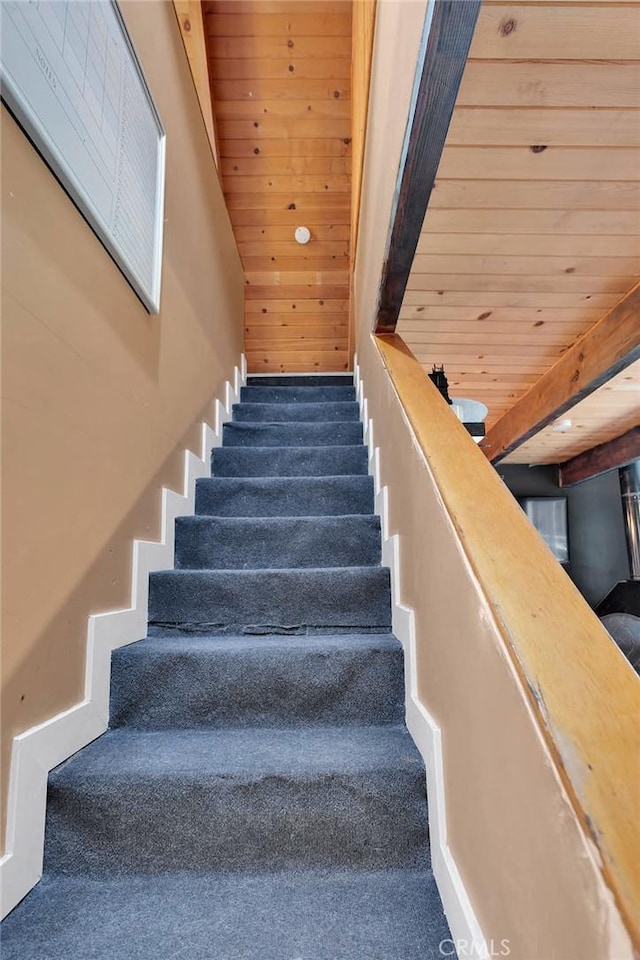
[0,358,246,919]
[355,355,488,960]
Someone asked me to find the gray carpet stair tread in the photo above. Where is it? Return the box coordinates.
[50,725,422,780]
[233,401,360,422]
[175,515,381,568]
[223,421,363,446]
[195,475,374,517]
[148,567,392,630]
[241,384,356,402]
[110,632,403,728]
[1,869,450,960]
[211,445,369,477]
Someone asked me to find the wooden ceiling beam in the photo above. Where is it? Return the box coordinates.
[483,283,640,463]
[174,1,220,167]
[559,426,640,488]
[374,0,481,334]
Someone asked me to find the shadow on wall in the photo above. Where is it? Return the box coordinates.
[498,464,630,609]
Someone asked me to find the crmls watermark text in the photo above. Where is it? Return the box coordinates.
[439,939,511,958]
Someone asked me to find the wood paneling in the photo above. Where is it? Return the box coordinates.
[245,297,348,313]
[397,0,640,438]
[457,62,640,108]
[221,158,352,177]
[468,4,640,59]
[401,290,622,309]
[245,283,349,301]
[349,0,377,362]
[350,0,376,262]
[429,181,639,210]
[174,1,219,165]
[206,12,352,37]
[417,234,640,258]
[222,138,351,158]
[228,206,349,226]
[209,58,351,80]
[215,99,350,120]
[437,147,640,182]
[209,34,352,59]
[447,108,640,147]
[205,0,353,372]
[419,210,640,235]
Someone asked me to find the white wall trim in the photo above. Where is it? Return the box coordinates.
[0,357,246,919]
[355,354,488,960]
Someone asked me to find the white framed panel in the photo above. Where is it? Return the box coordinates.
[1,0,165,313]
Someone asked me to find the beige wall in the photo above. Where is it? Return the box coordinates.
[1,0,244,845]
[353,2,632,955]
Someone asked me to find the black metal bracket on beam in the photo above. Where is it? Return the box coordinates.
[375,0,481,335]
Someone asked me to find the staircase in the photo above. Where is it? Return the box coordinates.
[2,375,450,959]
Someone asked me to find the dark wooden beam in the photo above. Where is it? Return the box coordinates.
[375,0,481,335]
[559,426,640,487]
[484,283,640,463]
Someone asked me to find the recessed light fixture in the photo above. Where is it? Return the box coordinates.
[552,418,573,432]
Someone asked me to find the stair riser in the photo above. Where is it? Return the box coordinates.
[175,516,381,568]
[148,569,392,631]
[246,376,353,387]
[233,403,360,423]
[211,446,369,477]
[44,769,427,875]
[240,386,356,403]
[110,641,404,728]
[223,422,363,447]
[195,476,374,518]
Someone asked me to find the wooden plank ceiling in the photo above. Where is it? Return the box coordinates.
[204,0,353,373]
[395,0,640,459]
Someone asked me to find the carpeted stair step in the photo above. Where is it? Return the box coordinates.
[0,868,450,960]
[195,475,374,518]
[246,375,353,387]
[175,515,381,568]
[223,420,363,447]
[110,633,404,729]
[233,401,360,422]
[240,384,356,403]
[44,726,428,876]
[148,567,392,632]
[211,445,369,477]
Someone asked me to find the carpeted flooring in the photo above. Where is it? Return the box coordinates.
[1,374,451,959]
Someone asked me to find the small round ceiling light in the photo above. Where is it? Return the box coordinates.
[294,226,311,244]
[552,418,573,432]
